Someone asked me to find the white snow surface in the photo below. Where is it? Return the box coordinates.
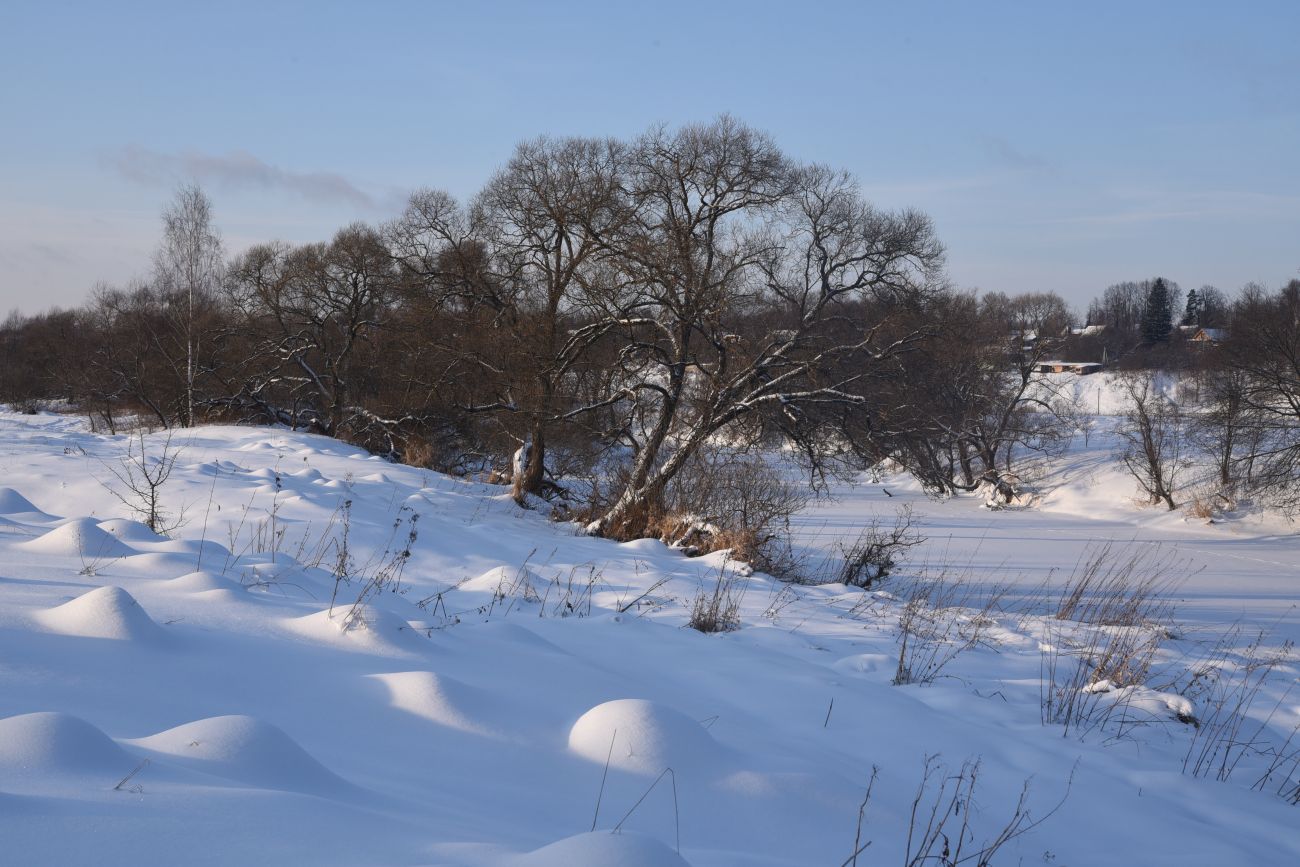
[0,405,1297,865]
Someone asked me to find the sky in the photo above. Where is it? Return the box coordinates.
[2,0,1297,315]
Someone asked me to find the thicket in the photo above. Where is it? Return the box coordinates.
[3,117,1298,562]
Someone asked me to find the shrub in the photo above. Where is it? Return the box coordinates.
[835,506,924,589]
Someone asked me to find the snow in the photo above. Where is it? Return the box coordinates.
[21,518,138,560]
[126,715,358,796]
[0,403,1296,865]
[0,712,136,782]
[35,585,168,643]
[568,698,723,775]
[511,831,692,866]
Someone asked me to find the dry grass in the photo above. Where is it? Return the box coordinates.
[1039,619,1167,739]
[889,566,1008,686]
[1053,543,1185,627]
[1038,544,1188,738]
[1185,491,1217,521]
[688,559,747,634]
[840,755,1072,867]
[1171,626,1298,787]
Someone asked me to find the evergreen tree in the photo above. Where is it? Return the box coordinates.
[1141,277,1173,343]
[1181,287,1201,327]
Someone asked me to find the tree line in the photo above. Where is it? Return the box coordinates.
[2,117,1297,551]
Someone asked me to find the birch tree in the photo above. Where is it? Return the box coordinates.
[154,184,223,427]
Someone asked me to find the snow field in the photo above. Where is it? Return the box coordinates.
[0,409,1296,865]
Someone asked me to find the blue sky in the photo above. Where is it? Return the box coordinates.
[2,0,1297,313]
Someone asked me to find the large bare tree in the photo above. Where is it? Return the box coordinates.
[582,118,943,537]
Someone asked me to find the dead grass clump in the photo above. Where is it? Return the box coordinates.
[890,566,1007,686]
[688,560,746,634]
[1173,627,1298,788]
[1053,543,1185,627]
[1034,545,1197,738]
[1185,491,1217,521]
[841,755,1072,867]
[1039,620,1166,739]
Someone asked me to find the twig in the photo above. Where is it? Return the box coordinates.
[591,728,617,831]
[113,758,150,792]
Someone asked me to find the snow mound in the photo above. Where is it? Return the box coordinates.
[1083,680,1199,724]
[97,518,168,544]
[469,621,568,655]
[169,570,243,592]
[120,551,203,577]
[0,487,45,515]
[569,699,719,775]
[831,652,895,677]
[370,671,501,738]
[21,518,136,559]
[193,589,242,604]
[148,538,231,560]
[128,715,352,794]
[36,586,167,642]
[285,604,430,655]
[0,712,135,778]
[462,565,546,599]
[513,831,691,867]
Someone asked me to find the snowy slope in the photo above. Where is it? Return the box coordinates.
[0,409,1297,866]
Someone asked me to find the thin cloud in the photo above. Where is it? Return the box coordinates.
[979,135,1053,173]
[1046,189,1300,227]
[106,145,377,209]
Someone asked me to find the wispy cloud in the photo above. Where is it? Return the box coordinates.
[863,173,1001,203]
[1045,188,1300,227]
[106,145,377,209]
[979,136,1053,173]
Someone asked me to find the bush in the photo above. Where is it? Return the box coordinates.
[834,506,924,589]
[585,449,810,578]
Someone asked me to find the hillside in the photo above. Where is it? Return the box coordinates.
[0,404,1297,866]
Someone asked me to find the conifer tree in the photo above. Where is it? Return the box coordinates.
[1141,277,1173,343]
[1181,286,1201,327]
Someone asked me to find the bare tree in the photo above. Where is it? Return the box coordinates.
[220,224,396,438]
[1116,372,1185,510]
[1190,366,1250,493]
[1218,279,1300,508]
[102,432,183,533]
[389,137,629,503]
[584,119,943,538]
[963,291,1077,486]
[862,290,1076,496]
[154,184,223,427]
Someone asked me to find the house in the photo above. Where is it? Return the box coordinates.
[1035,361,1104,375]
[1190,327,1227,344]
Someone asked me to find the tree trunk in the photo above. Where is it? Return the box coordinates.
[957,440,976,488]
[511,425,547,505]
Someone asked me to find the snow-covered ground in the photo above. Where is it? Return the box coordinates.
[0,399,1296,866]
